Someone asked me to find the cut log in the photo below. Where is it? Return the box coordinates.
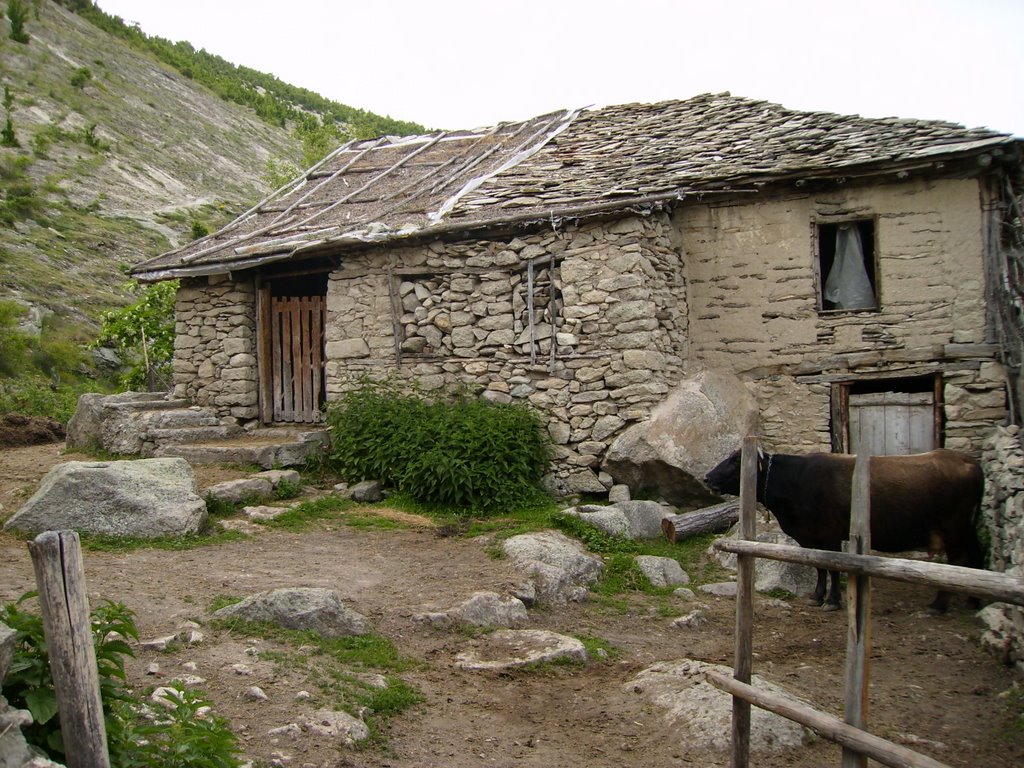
[662,501,740,543]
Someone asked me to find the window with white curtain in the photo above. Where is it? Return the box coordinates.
[817,220,878,312]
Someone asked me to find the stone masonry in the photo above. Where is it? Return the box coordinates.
[170,175,1008,493]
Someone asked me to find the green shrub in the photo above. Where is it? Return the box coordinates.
[94,280,177,390]
[70,67,92,88]
[0,300,29,376]
[2,593,241,767]
[325,379,551,513]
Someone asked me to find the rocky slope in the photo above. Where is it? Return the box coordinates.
[1,1,378,328]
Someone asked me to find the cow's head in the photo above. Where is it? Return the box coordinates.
[704,448,766,497]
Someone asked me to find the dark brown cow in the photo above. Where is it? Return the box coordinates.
[703,448,985,612]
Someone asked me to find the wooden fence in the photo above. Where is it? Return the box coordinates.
[709,436,1024,768]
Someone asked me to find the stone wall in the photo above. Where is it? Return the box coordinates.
[324,213,687,494]
[979,426,1024,672]
[172,274,259,420]
[681,176,1006,453]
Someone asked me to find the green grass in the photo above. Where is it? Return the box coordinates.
[209,617,422,747]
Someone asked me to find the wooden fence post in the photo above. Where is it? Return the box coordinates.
[732,435,759,768]
[28,530,111,768]
[843,450,873,768]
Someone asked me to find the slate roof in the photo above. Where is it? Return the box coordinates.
[132,93,1020,280]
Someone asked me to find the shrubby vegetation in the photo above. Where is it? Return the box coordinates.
[0,301,105,423]
[325,379,552,513]
[93,280,177,390]
[71,1,426,155]
[2,592,241,768]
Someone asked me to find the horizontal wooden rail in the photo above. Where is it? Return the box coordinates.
[705,670,952,768]
[713,539,1024,606]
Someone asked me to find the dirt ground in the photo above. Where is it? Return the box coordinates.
[1,443,1022,768]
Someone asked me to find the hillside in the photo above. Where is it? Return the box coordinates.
[0,0,421,330]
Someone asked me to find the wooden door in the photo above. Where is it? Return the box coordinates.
[848,391,935,455]
[260,293,325,423]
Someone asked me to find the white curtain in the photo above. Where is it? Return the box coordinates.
[824,224,877,310]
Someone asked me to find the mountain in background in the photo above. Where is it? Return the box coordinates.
[0,0,424,331]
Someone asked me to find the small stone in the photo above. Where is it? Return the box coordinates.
[295,690,312,701]
[232,663,253,676]
[146,662,160,675]
[246,686,269,701]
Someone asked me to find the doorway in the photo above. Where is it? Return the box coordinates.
[257,272,328,424]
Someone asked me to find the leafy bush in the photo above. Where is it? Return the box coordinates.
[70,66,92,88]
[325,379,552,513]
[94,280,177,389]
[2,592,241,768]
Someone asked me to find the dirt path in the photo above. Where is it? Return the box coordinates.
[1,444,1022,767]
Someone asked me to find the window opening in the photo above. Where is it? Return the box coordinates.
[818,220,877,311]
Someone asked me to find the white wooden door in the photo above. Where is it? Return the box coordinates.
[849,391,935,455]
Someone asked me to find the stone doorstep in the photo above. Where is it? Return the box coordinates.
[154,429,328,469]
[147,424,247,445]
[107,398,192,412]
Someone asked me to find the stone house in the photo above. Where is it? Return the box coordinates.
[131,93,1024,495]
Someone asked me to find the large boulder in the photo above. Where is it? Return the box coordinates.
[602,369,758,506]
[3,458,207,538]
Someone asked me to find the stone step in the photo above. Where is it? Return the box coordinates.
[154,429,329,469]
[147,424,247,445]
[145,408,223,430]
[103,393,192,412]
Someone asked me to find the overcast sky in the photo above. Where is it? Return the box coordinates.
[95,0,1024,137]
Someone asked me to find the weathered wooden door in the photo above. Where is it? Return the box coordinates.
[848,391,936,456]
[259,292,326,423]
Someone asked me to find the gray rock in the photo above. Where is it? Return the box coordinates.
[422,591,528,628]
[636,555,690,587]
[563,505,630,537]
[615,500,672,539]
[254,469,301,489]
[304,709,369,744]
[205,477,273,504]
[350,480,383,502]
[603,369,758,505]
[3,458,207,538]
[608,484,631,503]
[455,629,587,670]
[502,531,604,604]
[626,659,814,751]
[212,587,369,638]
[712,521,818,598]
[700,582,738,597]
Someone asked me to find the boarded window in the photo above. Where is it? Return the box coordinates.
[832,376,941,455]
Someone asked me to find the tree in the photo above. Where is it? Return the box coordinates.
[6,0,31,44]
[1,85,19,147]
[94,281,178,390]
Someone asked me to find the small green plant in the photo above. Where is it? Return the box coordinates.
[325,378,552,513]
[2,592,240,767]
[107,685,240,768]
[70,66,92,88]
[82,122,107,150]
[273,476,303,500]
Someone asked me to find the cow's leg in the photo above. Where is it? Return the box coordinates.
[821,570,842,612]
[928,590,951,614]
[806,568,828,606]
